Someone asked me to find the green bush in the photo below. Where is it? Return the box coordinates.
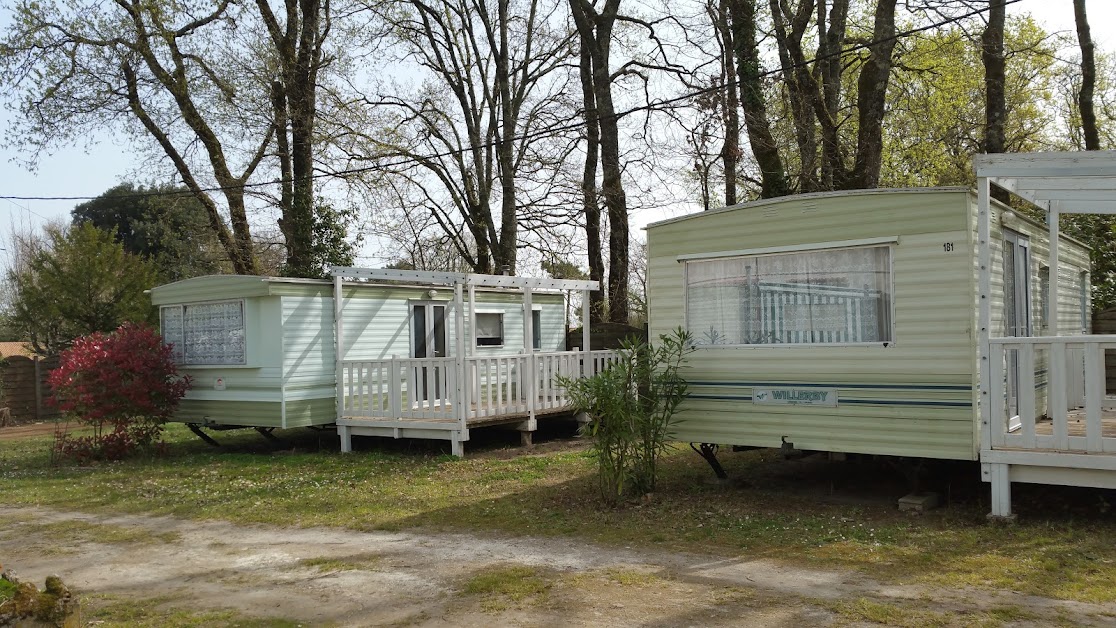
[563,328,692,505]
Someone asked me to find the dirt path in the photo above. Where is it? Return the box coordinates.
[1,506,1114,627]
[0,422,67,441]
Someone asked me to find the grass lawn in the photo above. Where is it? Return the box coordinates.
[3,421,1116,604]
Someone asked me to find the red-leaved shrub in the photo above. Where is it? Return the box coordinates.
[48,323,191,463]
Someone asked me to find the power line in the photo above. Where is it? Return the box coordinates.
[0,0,1022,203]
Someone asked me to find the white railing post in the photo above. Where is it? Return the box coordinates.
[390,355,401,419]
[990,340,1006,447]
[1051,341,1069,450]
[1020,343,1036,449]
[1085,342,1104,452]
[334,275,345,421]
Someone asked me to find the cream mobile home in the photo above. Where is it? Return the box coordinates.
[646,186,1094,506]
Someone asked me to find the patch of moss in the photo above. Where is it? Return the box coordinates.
[0,577,17,601]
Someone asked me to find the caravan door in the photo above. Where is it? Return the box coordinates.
[411,303,448,403]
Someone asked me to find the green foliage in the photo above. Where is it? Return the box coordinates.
[280,202,358,278]
[880,17,1061,188]
[1061,215,1116,312]
[541,257,588,280]
[5,223,159,357]
[72,183,225,282]
[562,328,692,505]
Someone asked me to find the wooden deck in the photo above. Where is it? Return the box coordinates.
[1032,408,1116,438]
[339,401,576,429]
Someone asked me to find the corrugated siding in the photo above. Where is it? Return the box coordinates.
[338,289,565,360]
[648,190,979,460]
[175,399,285,427]
[280,295,337,426]
[284,398,336,428]
[172,296,287,425]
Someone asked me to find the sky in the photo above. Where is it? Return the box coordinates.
[1,0,1114,270]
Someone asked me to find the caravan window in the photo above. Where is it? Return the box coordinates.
[685,246,893,346]
[475,312,505,347]
[160,301,247,365]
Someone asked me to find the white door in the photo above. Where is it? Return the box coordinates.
[1003,230,1031,422]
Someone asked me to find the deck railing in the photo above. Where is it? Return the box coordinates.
[340,349,621,423]
[987,335,1116,454]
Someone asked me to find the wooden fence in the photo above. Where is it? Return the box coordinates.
[0,355,59,425]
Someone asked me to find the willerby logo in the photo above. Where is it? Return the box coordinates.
[753,386,838,407]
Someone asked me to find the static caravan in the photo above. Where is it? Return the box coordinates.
[646,187,1091,465]
[148,274,572,435]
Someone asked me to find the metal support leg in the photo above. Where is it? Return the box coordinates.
[339,425,352,453]
[690,443,729,480]
[255,427,280,443]
[988,463,1016,522]
[187,423,220,447]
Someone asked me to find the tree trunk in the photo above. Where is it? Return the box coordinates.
[981,0,1007,202]
[769,0,819,192]
[847,0,897,190]
[715,0,739,205]
[257,0,323,277]
[571,0,628,324]
[816,0,849,189]
[1074,0,1100,151]
[579,42,606,323]
[731,0,788,198]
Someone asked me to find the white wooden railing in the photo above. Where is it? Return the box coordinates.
[987,335,1116,454]
[340,349,621,423]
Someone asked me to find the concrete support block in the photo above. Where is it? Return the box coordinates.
[898,492,940,513]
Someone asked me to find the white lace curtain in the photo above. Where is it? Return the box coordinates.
[685,246,892,345]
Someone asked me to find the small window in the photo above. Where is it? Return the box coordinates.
[475,312,504,347]
[532,309,542,350]
[161,300,246,365]
[1038,266,1050,329]
[1080,271,1090,332]
[685,245,892,345]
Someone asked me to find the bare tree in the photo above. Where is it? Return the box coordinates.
[1,0,350,276]
[362,0,573,275]
[569,0,630,323]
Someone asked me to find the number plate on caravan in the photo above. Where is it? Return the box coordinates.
[752,387,838,407]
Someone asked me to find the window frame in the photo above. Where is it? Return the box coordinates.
[474,310,505,348]
[531,307,543,351]
[1080,270,1090,332]
[682,243,896,348]
[160,299,248,366]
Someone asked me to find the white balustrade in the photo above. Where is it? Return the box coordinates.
[987,335,1116,454]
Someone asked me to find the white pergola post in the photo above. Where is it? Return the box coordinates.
[523,287,536,424]
[334,274,351,453]
[454,282,467,432]
[581,289,591,376]
[467,283,477,356]
[1048,205,1060,336]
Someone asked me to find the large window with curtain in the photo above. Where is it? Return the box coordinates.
[160,300,247,364]
[684,245,893,346]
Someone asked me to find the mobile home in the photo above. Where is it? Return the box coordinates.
[646,187,1091,476]
[150,270,608,454]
